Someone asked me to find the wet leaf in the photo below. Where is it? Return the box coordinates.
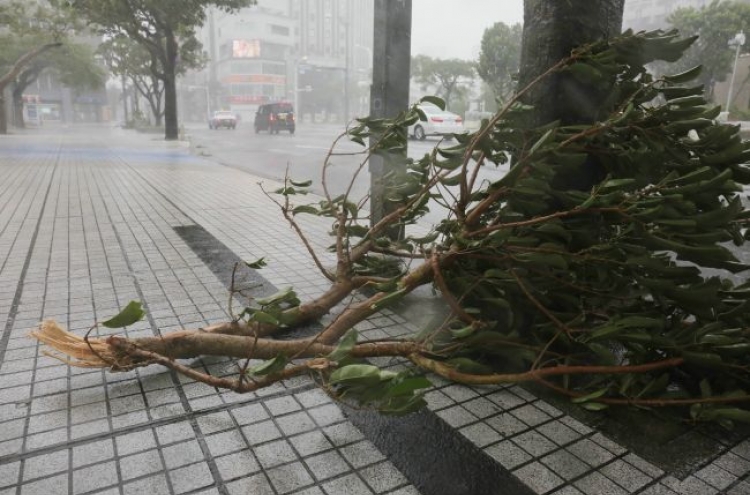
[101,301,145,328]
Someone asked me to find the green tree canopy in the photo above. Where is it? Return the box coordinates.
[59,0,256,139]
[411,55,475,110]
[667,0,750,101]
[477,21,523,102]
[0,1,78,133]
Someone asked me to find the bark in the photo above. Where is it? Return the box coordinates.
[163,29,179,140]
[518,0,624,127]
[12,85,24,129]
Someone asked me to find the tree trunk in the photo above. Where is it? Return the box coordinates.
[518,0,624,127]
[163,29,179,140]
[12,86,25,129]
[0,42,61,135]
[0,95,7,135]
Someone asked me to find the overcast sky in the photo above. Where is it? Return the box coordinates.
[411,0,524,60]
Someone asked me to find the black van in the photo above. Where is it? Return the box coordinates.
[254,102,295,134]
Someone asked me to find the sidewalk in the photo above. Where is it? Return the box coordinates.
[0,126,749,495]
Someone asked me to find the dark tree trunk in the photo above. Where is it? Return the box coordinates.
[0,95,6,135]
[518,0,625,127]
[163,29,179,140]
[12,85,25,129]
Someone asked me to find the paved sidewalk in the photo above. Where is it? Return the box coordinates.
[0,126,749,495]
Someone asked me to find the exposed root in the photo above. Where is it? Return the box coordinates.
[30,320,115,368]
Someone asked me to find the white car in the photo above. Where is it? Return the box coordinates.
[409,104,465,140]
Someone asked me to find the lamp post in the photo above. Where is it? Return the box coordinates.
[727,30,746,113]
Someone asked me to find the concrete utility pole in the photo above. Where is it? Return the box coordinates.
[368,0,412,233]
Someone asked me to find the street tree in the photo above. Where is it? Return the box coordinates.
[667,0,750,103]
[11,42,105,128]
[60,0,256,140]
[0,1,74,134]
[411,55,475,110]
[34,27,750,426]
[477,21,523,103]
[98,34,205,127]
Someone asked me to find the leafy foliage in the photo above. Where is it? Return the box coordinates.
[411,55,476,111]
[667,0,750,101]
[287,30,750,423]
[477,21,523,102]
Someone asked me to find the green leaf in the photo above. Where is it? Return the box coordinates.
[419,95,445,111]
[249,311,279,325]
[329,364,381,384]
[580,402,609,411]
[328,329,358,362]
[245,258,267,269]
[101,301,146,328]
[290,179,313,188]
[247,355,287,377]
[385,375,432,397]
[255,287,297,306]
[663,64,702,84]
[571,388,609,404]
[293,205,320,216]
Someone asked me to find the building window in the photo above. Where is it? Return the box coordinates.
[270,24,290,36]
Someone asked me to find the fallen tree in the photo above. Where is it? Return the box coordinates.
[33,31,750,424]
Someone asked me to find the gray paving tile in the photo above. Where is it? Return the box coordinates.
[661,475,720,495]
[339,440,386,469]
[241,419,282,445]
[72,460,119,494]
[322,473,375,495]
[169,461,214,494]
[308,404,345,427]
[359,461,408,493]
[122,473,171,495]
[290,430,335,457]
[0,461,19,488]
[513,462,565,494]
[72,438,115,468]
[267,461,315,494]
[541,449,591,480]
[599,458,652,492]
[694,463,738,490]
[196,410,234,435]
[566,438,615,467]
[459,422,502,448]
[277,411,318,436]
[120,449,163,480]
[205,429,247,457]
[226,473,275,495]
[23,450,69,480]
[116,429,157,456]
[162,439,206,469]
[484,440,532,470]
[19,473,67,495]
[304,450,351,481]
[485,412,528,437]
[574,471,628,495]
[156,421,195,445]
[512,430,557,457]
[254,439,299,468]
[215,450,261,481]
[435,405,477,428]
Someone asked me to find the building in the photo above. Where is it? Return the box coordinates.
[196,1,296,122]
[192,0,374,123]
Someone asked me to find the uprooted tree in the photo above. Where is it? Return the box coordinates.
[33,30,750,425]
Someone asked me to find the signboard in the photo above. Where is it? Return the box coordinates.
[223,74,285,84]
[232,39,261,58]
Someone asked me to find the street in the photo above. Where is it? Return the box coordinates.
[185,122,509,226]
